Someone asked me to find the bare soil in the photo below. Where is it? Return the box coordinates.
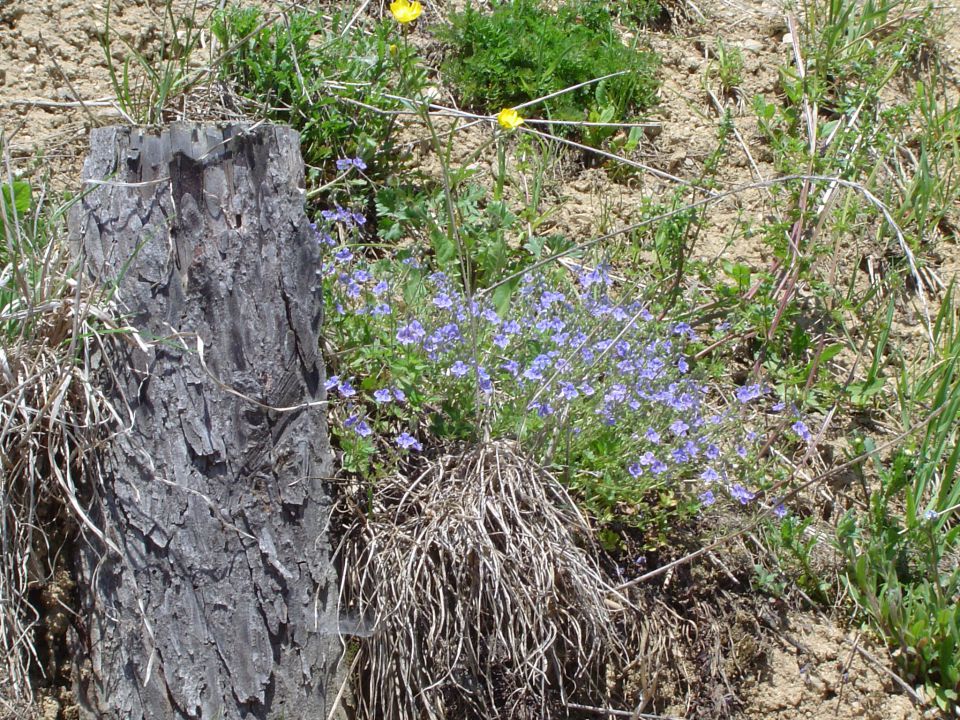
[2,0,957,718]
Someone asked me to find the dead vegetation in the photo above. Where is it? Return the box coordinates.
[0,145,122,716]
[335,440,656,719]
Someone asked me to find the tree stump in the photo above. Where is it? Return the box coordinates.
[67,124,339,719]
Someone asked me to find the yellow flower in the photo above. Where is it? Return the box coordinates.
[497,108,525,130]
[389,0,423,24]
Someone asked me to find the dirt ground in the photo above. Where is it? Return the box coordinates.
[2,0,957,718]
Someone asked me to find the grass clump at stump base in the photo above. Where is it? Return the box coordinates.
[336,440,646,719]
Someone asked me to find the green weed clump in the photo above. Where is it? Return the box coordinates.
[211,8,426,183]
[836,293,960,713]
[100,0,206,125]
[616,0,666,27]
[438,0,659,140]
[728,0,960,710]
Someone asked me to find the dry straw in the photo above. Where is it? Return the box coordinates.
[0,139,121,712]
[336,440,648,719]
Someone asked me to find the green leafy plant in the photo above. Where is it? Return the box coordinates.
[0,179,31,265]
[615,0,666,27]
[707,38,743,97]
[437,0,659,143]
[836,290,960,712]
[376,182,522,296]
[211,7,427,184]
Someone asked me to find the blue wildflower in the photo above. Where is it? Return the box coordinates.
[579,264,610,288]
[523,354,552,381]
[397,320,426,345]
[604,384,628,405]
[481,308,501,325]
[477,367,493,394]
[735,384,764,403]
[529,401,555,418]
[428,271,450,287]
[336,157,366,171]
[701,467,720,483]
[396,432,422,451]
[432,293,454,309]
[729,484,755,505]
[449,361,471,378]
[792,420,813,443]
[559,382,579,401]
[502,320,521,335]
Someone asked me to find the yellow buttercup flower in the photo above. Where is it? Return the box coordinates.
[497,108,524,130]
[389,0,423,24]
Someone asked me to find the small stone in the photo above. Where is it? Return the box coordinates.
[739,39,764,53]
[782,32,794,45]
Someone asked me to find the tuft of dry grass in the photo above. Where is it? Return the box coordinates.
[336,439,647,720]
[0,139,122,711]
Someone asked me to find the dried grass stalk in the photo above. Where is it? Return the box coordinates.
[338,440,641,720]
[1,149,121,710]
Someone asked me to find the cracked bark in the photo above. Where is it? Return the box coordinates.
[67,124,339,719]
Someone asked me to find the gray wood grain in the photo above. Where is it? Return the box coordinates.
[67,123,339,720]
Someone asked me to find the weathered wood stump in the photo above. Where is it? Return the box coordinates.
[67,124,338,719]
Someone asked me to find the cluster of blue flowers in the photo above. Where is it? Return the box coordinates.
[316,211,809,515]
[336,156,368,172]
